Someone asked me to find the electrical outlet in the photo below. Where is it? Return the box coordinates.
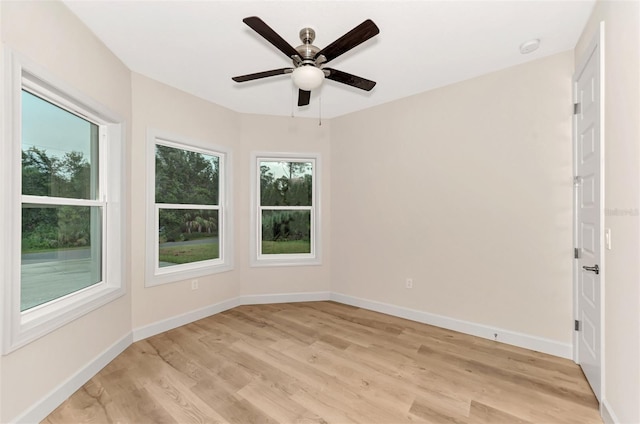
[191,279,199,290]
[405,278,413,289]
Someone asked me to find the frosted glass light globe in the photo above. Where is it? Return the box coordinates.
[291,66,325,91]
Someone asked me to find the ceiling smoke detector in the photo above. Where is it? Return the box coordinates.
[519,39,540,54]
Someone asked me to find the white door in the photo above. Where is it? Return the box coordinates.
[574,24,603,401]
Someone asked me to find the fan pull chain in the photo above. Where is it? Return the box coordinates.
[318,95,322,126]
[291,85,295,118]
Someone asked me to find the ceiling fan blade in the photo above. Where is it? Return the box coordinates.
[324,68,376,91]
[243,16,300,59]
[232,68,292,83]
[315,19,379,64]
[298,89,311,106]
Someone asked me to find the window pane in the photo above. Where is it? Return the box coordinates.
[260,161,312,206]
[21,205,102,311]
[261,210,311,254]
[156,145,219,205]
[159,209,219,267]
[21,90,99,200]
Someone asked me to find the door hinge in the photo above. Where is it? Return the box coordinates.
[574,248,580,259]
[573,102,581,115]
[575,320,581,331]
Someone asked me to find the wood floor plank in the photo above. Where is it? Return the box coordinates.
[104,387,176,424]
[236,380,326,424]
[281,340,416,416]
[416,343,597,409]
[412,344,599,423]
[468,400,532,424]
[43,302,602,424]
[400,327,589,392]
[232,340,407,423]
[143,373,228,424]
[409,397,469,424]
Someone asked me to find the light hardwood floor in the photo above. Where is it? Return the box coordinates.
[43,301,602,423]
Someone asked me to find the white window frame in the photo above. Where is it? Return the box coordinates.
[1,50,125,354]
[145,129,233,286]
[250,152,321,267]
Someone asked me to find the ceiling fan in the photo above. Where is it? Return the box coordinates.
[232,16,380,107]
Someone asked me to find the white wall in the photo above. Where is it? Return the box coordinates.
[575,1,640,423]
[330,51,574,345]
[129,75,332,330]
[130,73,241,329]
[0,1,132,422]
[238,114,332,297]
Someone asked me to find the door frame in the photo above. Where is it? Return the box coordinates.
[572,21,605,401]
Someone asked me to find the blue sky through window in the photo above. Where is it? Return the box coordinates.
[21,90,94,160]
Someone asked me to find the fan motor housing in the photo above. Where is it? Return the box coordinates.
[296,44,320,60]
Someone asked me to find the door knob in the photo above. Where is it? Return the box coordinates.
[582,264,599,275]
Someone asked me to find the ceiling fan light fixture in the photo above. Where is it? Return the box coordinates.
[291,65,325,91]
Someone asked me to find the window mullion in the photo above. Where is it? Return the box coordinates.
[260,206,312,211]
[155,203,219,210]
[97,125,107,202]
[21,195,105,207]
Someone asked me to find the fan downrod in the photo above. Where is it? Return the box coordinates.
[296,27,320,61]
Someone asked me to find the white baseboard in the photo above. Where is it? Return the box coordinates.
[12,332,132,424]
[601,399,620,424]
[132,297,240,342]
[132,292,331,342]
[240,291,331,305]
[330,293,573,359]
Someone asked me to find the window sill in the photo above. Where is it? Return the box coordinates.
[145,263,234,287]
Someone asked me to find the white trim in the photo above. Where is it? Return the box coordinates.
[20,71,119,124]
[331,293,573,359]
[2,49,126,354]
[597,20,606,406]
[0,43,12,359]
[21,195,104,207]
[601,399,620,424]
[132,291,331,341]
[145,128,234,287]
[132,297,240,342]
[11,332,132,424]
[250,152,322,267]
[240,291,331,305]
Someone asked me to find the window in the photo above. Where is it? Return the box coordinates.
[251,153,321,266]
[146,130,232,286]
[2,52,125,353]
[21,90,103,311]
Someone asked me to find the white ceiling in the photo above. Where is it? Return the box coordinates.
[62,0,595,119]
